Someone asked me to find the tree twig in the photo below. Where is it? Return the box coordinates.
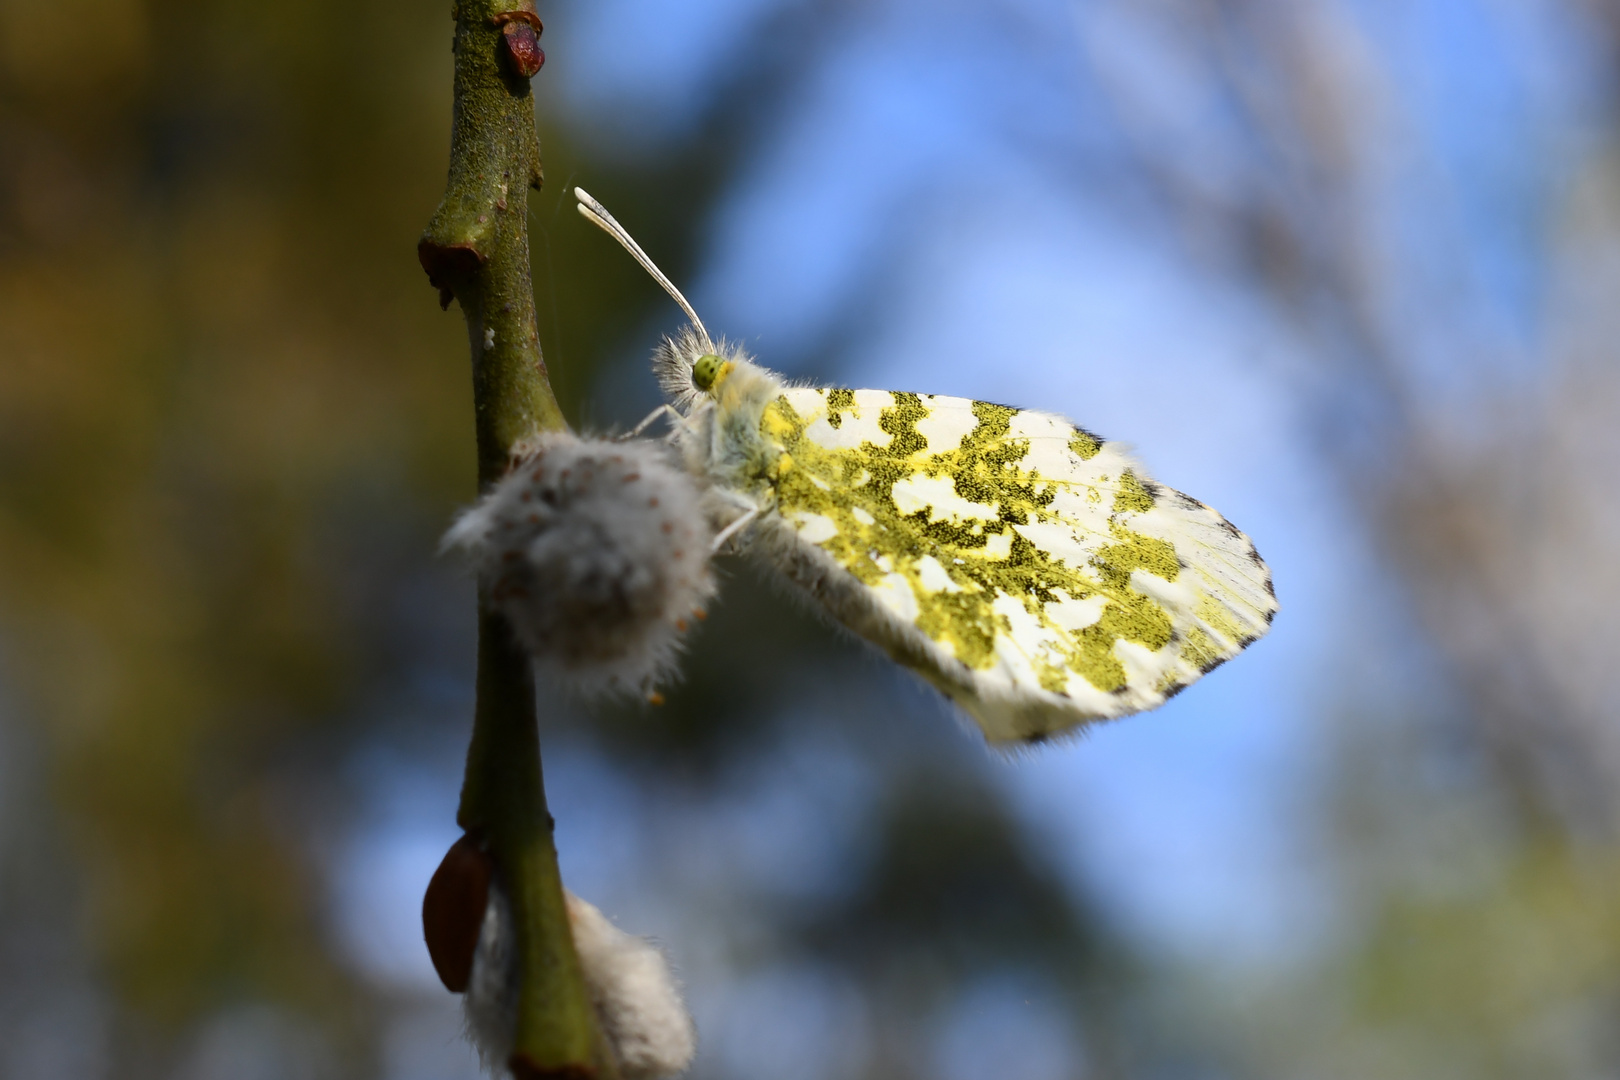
[419,2,615,1075]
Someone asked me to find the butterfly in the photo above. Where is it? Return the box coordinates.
[574,188,1276,745]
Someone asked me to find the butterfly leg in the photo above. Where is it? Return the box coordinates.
[623,404,687,439]
[710,498,760,553]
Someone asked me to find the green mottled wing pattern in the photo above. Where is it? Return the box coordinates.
[754,386,1277,743]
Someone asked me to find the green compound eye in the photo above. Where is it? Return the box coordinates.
[691,353,726,392]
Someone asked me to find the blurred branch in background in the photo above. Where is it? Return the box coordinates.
[1079,0,1620,838]
[1067,2,1620,1074]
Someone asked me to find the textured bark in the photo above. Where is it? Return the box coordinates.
[419,3,615,1075]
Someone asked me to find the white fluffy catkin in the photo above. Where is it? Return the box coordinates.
[463,883,697,1079]
[567,892,697,1079]
[443,432,716,696]
[463,878,518,1073]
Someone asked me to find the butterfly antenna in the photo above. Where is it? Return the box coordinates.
[574,187,710,344]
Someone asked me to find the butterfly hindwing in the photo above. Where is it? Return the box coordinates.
[752,386,1275,743]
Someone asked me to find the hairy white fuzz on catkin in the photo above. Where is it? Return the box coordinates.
[462,883,696,1079]
[566,892,697,1079]
[463,881,518,1075]
[443,432,716,696]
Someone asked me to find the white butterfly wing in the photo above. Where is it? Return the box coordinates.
[750,386,1275,744]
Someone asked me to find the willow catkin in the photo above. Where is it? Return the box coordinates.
[463,882,696,1080]
[443,432,716,696]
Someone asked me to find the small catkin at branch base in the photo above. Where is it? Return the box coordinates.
[443,432,717,696]
[466,883,697,1080]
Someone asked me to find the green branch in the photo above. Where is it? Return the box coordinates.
[421,0,565,472]
[419,3,615,1076]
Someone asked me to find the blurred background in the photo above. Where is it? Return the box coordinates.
[3,0,1620,1077]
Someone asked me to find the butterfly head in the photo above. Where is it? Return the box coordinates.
[691,353,733,394]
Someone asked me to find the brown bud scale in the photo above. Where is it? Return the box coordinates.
[496,12,545,79]
[421,834,492,993]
